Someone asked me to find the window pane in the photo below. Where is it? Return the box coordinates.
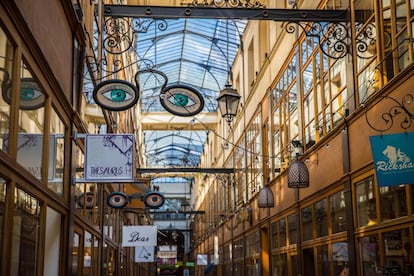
[72,233,80,275]
[273,253,287,276]
[359,234,380,275]
[16,61,45,180]
[11,188,41,275]
[379,185,407,221]
[301,206,313,241]
[279,218,286,247]
[288,214,297,245]
[44,207,61,276]
[0,27,13,154]
[271,221,279,249]
[382,228,410,274]
[315,199,328,237]
[356,176,377,227]
[316,245,329,276]
[0,178,6,263]
[332,242,349,275]
[330,190,347,233]
[48,107,65,195]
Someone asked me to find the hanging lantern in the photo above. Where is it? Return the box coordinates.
[217,84,241,124]
[288,159,309,188]
[258,186,275,208]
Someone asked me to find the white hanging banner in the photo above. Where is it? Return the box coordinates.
[122,225,157,247]
[85,134,134,181]
[135,246,155,262]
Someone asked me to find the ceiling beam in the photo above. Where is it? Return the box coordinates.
[104,5,348,22]
[141,111,218,130]
[137,167,235,174]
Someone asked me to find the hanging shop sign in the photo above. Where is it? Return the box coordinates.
[369,132,414,187]
[85,134,134,182]
[122,225,157,247]
[93,79,139,111]
[135,246,155,262]
[160,85,204,116]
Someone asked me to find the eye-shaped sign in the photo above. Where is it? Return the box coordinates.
[143,191,165,209]
[107,192,129,209]
[107,191,165,209]
[160,85,204,117]
[2,78,46,110]
[77,192,97,209]
[93,80,139,111]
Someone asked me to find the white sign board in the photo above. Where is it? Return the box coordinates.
[197,254,208,265]
[85,134,134,181]
[135,246,155,262]
[122,225,157,247]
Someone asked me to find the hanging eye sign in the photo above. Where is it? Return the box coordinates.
[2,78,46,110]
[93,80,139,111]
[107,192,130,209]
[143,191,165,209]
[160,85,204,117]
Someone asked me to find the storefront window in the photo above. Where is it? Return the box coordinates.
[359,234,380,275]
[356,176,377,227]
[0,28,13,154]
[11,188,41,275]
[330,191,347,233]
[44,207,61,276]
[379,185,407,221]
[48,107,65,195]
[315,199,328,237]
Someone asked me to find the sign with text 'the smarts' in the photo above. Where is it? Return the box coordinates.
[369,132,414,187]
[122,226,157,247]
[85,134,134,182]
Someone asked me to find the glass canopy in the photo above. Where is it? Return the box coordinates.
[134,18,246,168]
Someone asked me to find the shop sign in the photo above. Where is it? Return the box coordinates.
[135,246,154,262]
[369,132,414,186]
[122,225,157,247]
[85,134,134,182]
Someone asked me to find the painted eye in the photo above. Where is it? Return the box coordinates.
[144,192,165,209]
[102,89,133,103]
[167,93,196,108]
[93,80,139,111]
[107,192,129,208]
[77,192,96,209]
[2,78,45,110]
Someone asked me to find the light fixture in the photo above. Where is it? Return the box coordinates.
[217,84,241,125]
[257,186,275,208]
[171,230,179,241]
[288,159,310,188]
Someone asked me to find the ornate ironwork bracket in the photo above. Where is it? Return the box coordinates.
[365,94,414,132]
[285,21,350,59]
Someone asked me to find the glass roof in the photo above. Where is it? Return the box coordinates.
[134,18,247,168]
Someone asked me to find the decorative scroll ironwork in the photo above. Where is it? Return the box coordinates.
[365,94,414,132]
[285,21,349,59]
[104,17,168,55]
[355,22,376,59]
[191,0,265,8]
[104,17,133,55]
